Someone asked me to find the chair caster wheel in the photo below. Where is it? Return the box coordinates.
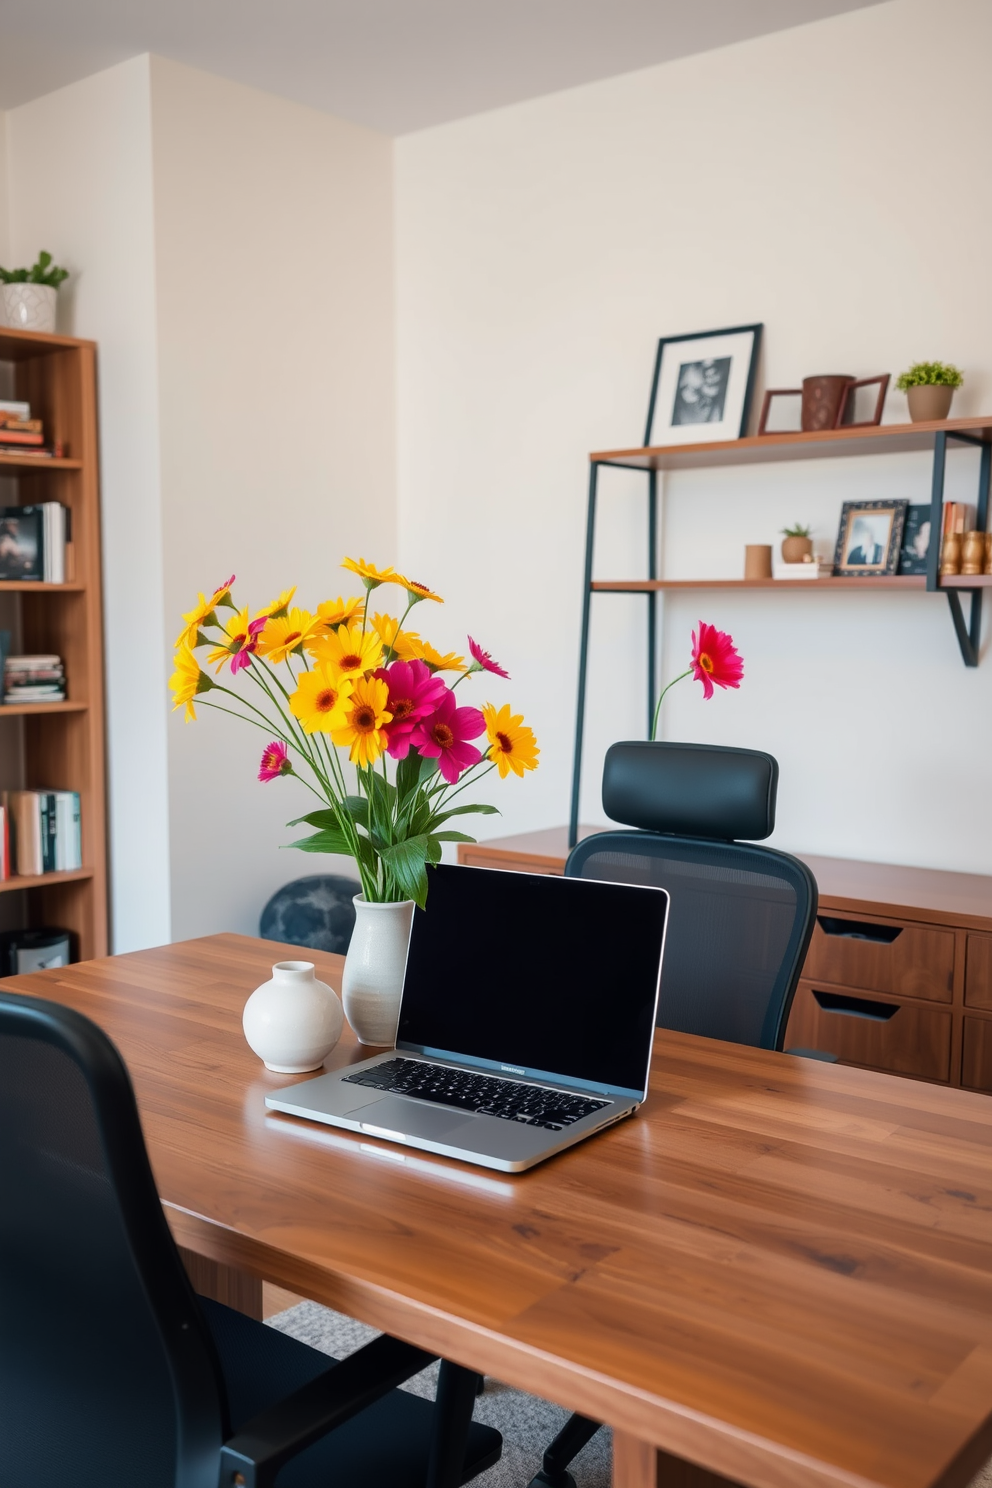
[527,1472,577,1488]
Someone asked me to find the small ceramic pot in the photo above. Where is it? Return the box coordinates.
[341,896,415,1046]
[744,544,773,579]
[1,283,57,333]
[242,960,343,1073]
[781,535,813,563]
[801,375,854,432]
[906,384,954,423]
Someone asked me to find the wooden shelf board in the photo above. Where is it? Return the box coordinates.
[592,576,927,591]
[0,452,82,471]
[0,580,85,592]
[0,867,94,894]
[592,416,992,472]
[0,700,87,717]
[0,326,95,362]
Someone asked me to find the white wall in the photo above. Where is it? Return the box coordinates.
[5,59,172,950]
[0,111,9,263]
[149,58,396,940]
[395,0,992,873]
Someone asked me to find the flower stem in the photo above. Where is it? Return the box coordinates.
[650,669,692,741]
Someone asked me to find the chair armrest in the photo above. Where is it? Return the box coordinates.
[219,1332,436,1488]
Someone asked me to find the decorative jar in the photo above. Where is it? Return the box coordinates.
[242,960,343,1073]
[907,384,954,423]
[1,283,57,333]
[341,897,415,1046]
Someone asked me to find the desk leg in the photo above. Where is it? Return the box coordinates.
[613,1437,744,1488]
[178,1245,263,1320]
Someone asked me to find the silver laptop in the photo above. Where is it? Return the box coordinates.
[266,863,669,1173]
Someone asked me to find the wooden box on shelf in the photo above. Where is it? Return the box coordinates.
[0,327,107,961]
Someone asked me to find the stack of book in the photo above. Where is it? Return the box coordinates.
[0,399,64,459]
[4,654,66,704]
[0,790,82,878]
[0,502,72,582]
[772,558,835,580]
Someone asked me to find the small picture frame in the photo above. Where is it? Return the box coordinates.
[644,324,762,447]
[898,504,933,575]
[833,499,908,577]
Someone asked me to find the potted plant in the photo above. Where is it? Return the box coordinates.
[0,251,70,334]
[780,523,813,563]
[896,361,963,423]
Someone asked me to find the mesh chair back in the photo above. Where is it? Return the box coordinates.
[566,832,816,1048]
[0,990,226,1488]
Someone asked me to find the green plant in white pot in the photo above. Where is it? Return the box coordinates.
[896,361,963,424]
[0,252,70,334]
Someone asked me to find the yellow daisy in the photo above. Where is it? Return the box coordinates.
[316,595,365,630]
[256,608,321,665]
[174,575,235,647]
[342,556,405,591]
[332,675,393,767]
[405,636,467,673]
[206,607,256,673]
[403,577,443,605]
[254,587,296,621]
[169,644,214,722]
[288,665,354,735]
[371,613,421,661]
[310,621,384,678]
[483,703,539,779]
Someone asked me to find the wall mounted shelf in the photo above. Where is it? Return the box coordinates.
[569,419,992,846]
[0,867,94,895]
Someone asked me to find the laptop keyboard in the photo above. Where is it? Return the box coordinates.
[342,1057,611,1131]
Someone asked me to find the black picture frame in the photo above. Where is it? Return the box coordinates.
[644,323,763,447]
[898,504,933,575]
[833,499,908,577]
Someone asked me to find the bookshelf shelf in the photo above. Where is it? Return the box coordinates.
[0,867,94,895]
[591,575,992,592]
[0,325,107,959]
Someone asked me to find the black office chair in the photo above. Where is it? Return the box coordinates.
[0,988,501,1488]
[528,741,819,1488]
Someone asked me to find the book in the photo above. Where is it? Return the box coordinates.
[942,502,975,536]
[2,789,81,875]
[0,400,30,422]
[0,430,45,446]
[4,652,66,704]
[772,559,835,580]
[0,506,44,580]
[0,804,8,880]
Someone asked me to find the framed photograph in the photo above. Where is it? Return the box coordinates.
[644,323,763,447]
[0,506,44,581]
[898,504,933,575]
[833,499,908,577]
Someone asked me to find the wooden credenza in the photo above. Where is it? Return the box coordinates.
[457,828,992,1094]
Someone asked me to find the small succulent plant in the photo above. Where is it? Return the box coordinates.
[896,361,963,390]
[781,523,813,538]
[0,251,69,288]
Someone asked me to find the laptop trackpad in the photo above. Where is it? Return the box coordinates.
[357,1095,470,1141]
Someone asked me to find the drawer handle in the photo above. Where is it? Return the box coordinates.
[817,915,902,945]
[813,990,899,1022]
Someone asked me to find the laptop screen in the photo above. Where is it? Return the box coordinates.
[396,864,669,1100]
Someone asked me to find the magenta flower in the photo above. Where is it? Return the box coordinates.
[258,740,291,782]
[375,659,449,760]
[410,692,486,784]
[467,635,509,679]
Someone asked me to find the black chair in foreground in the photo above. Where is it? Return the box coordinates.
[0,988,501,1488]
[528,741,820,1488]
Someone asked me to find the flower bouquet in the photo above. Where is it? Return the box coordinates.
[170,557,539,912]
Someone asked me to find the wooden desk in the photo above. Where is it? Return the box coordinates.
[458,831,992,1092]
[6,934,992,1488]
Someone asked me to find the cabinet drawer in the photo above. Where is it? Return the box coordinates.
[962,1017,992,1092]
[964,936,992,1010]
[801,915,953,1003]
[788,983,951,1082]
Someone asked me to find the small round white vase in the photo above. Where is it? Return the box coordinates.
[341,896,415,1046]
[242,960,343,1073]
[2,283,57,333]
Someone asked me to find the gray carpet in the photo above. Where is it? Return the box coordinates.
[267,1299,611,1488]
[267,1302,992,1488]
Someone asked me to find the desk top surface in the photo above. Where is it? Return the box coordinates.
[7,933,991,1488]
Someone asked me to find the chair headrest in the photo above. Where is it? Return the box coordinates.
[602,741,778,841]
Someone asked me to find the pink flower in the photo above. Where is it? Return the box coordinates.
[467,635,509,679]
[375,659,449,759]
[410,691,486,784]
[258,740,291,782]
[691,622,744,700]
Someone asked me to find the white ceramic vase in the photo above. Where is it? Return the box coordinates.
[341,896,415,1046]
[242,959,343,1073]
[2,283,57,333]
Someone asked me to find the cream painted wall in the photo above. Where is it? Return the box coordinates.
[149,58,396,940]
[0,112,9,262]
[395,0,992,873]
[4,59,172,951]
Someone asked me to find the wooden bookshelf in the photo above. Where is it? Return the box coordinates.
[592,574,992,591]
[0,326,108,960]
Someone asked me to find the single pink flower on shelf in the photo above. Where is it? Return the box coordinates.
[410,691,486,784]
[258,740,292,782]
[375,659,449,759]
[691,622,744,700]
[467,635,509,679]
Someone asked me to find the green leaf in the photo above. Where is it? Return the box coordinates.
[287,808,340,831]
[285,828,353,855]
[428,802,500,827]
[431,831,477,844]
[379,835,432,908]
[339,794,370,829]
